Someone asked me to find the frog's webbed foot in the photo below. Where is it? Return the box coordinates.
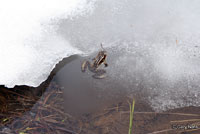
[81,60,90,72]
[92,69,106,79]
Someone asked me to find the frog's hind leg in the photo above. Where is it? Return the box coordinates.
[92,69,106,79]
[81,60,90,72]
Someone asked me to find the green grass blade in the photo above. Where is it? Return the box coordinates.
[128,99,135,134]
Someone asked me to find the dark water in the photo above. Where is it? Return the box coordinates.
[0,54,135,133]
[53,55,128,116]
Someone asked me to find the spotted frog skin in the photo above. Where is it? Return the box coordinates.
[81,45,108,79]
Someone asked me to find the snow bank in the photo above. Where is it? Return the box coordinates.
[0,0,96,87]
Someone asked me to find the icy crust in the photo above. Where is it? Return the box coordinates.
[0,0,96,88]
[108,41,200,112]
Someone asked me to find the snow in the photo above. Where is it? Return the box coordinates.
[0,0,96,87]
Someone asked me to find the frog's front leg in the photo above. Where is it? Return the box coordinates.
[81,60,90,72]
[92,69,106,79]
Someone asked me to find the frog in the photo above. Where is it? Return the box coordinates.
[81,44,108,79]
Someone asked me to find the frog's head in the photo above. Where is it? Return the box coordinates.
[93,50,107,67]
[100,50,107,57]
[100,43,107,57]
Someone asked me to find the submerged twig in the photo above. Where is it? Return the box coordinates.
[171,119,200,123]
[147,129,174,134]
[121,111,200,117]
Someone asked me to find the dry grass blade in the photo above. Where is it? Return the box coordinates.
[147,129,174,134]
[171,119,200,123]
[54,126,79,134]
[43,90,55,105]
[121,111,200,117]
[1,88,35,100]
[43,118,64,124]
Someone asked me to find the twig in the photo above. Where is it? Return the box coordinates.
[121,111,200,117]
[171,119,200,123]
[147,129,174,134]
